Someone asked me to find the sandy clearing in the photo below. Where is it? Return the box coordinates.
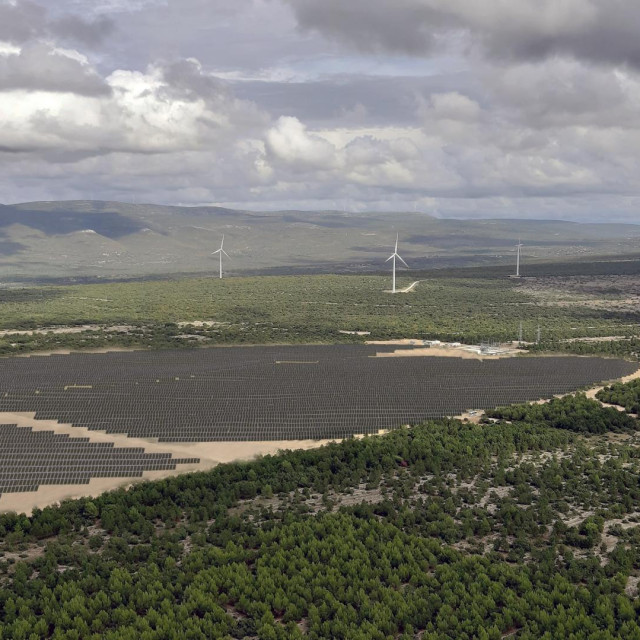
[176,320,228,327]
[601,514,640,553]
[455,411,484,423]
[366,338,522,356]
[9,346,146,358]
[0,325,133,337]
[398,281,421,293]
[626,576,640,598]
[373,346,522,360]
[0,411,335,514]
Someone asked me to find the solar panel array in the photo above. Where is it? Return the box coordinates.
[0,423,198,497]
[0,346,635,443]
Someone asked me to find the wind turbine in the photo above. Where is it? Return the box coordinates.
[212,235,229,279]
[386,233,408,293]
[515,238,523,277]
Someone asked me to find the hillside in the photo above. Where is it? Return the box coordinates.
[1,201,640,281]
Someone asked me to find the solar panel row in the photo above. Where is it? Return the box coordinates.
[0,423,198,497]
[0,345,634,444]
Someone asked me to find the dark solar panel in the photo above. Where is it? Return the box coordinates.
[0,422,198,496]
[0,345,634,444]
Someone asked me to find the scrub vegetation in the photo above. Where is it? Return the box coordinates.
[1,258,640,356]
[1,402,640,638]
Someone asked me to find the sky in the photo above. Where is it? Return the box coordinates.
[2,0,640,221]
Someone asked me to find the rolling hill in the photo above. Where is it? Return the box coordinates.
[0,200,639,281]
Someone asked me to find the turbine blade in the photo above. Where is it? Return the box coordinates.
[222,249,230,258]
[397,254,409,268]
[395,233,398,252]
[212,249,221,254]
[385,255,394,262]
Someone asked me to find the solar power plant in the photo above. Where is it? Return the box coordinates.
[0,424,198,498]
[0,345,635,443]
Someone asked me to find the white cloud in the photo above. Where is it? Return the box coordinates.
[0,40,21,55]
[0,42,109,94]
[265,116,338,170]
[3,0,640,222]
[429,92,481,122]
[50,45,89,64]
[0,60,265,153]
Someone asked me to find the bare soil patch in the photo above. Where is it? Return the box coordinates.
[367,340,523,360]
[0,325,133,337]
[11,346,145,358]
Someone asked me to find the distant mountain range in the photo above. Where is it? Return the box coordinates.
[0,200,639,282]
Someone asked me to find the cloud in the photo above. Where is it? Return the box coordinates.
[428,92,481,122]
[265,116,338,170]
[0,0,114,48]
[2,0,640,223]
[285,0,437,56]
[285,0,640,68]
[0,43,110,95]
[251,59,640,205]
[485,58,640,129]
[0,59,266,153]
[0,1,46,44]
[50,13,114,47]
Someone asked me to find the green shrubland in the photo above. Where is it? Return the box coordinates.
[1,271,639,356]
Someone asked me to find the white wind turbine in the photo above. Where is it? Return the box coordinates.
[386,233,408,293]
[212,235,229,279]
[515,237,523,277]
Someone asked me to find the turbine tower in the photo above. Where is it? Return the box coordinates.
[515,238,523,277]
[386,233,408,293]
[212,235,229,279]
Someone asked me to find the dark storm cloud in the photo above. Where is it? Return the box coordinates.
[0,43,110,95]
[286,0,640,68]
[0,0,113,48]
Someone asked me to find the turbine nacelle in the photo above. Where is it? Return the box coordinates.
[386,252,409,268]
[212,235,230,258]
